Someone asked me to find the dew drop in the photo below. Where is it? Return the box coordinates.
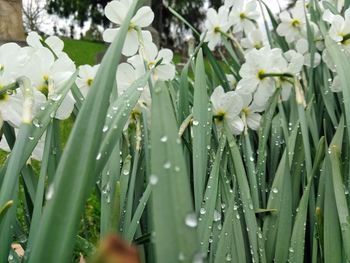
[160,136,168,142]
[163,161,171,169]
[185,213,198,228]
[150,174,159,185]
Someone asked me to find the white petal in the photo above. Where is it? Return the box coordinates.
[155,64,175,81]
[104,0,127,24]
[122,30,139,56]
[55,93,75,120]
[132,6,154,27]
[247,113,261,130]
[103,28,118,43]
[45,36,64,55]
[116,63,136,93]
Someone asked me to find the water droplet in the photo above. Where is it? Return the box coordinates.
[32,118,42,128]
[249,156,254,162]
[272,188,279,194]
[51,93,62,102]
[40,106,46,111]
[178,252,185,261]
[193,120,199,126]
[28,136,34,141]
[185,213,198,228]
[96,152,102,160]
[289,247,294,253]
[150,174,159,185]
[200,208,206,215]
[163,161,171,169]
[226,253,232,261]
[213,210,221,222]
[123,169,129,175]
[160,136,168,142]
[46,184,54,200]
[102,125,109,132]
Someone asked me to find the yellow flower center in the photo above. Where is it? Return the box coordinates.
[257,69,266,80]
[253,43,263,49]
[242,107,250,117]
[86,78,93,87]
[291,19,301,27]
[240,12,247,20]
[0,85,9,101]
[215,111,226,122]
[214,26,221,33]
[128,22,136,32]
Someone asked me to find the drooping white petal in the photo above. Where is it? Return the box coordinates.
[123,30,140,56]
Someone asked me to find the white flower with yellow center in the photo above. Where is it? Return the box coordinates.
[229,0,260,34]
[237,47,295,106]
[210,86,244,135]
[276,1,306,43]
[103,0,154,56]
[323,8,350,51]
[241,29,267,50]
[202,6,232,50]
[24,47,76,120]
[76,64,100,97]
[128,42,176,81]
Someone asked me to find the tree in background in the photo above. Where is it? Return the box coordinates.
[23,0,48,32]
[47,0,223,47]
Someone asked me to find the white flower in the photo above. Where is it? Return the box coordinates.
[226,74,237,89]
[26,32,65,57]
[202,7,232,50]
[277,1,306,43]
[76,64,100,97]
[236,90,264,131]
[323,8,350,51]
[0,128,46,160]
[229,0,259,34]
[103,0,154,56]
[330,75,341,92]
[295,38,321,67]
[210,86,244,135]
[237,47,287,106]
[128,42,176,81]
[241,29,267,50]
[23,47,76,120]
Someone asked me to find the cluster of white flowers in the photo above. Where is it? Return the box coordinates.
[0,0,349,155]
[202,0,349,134]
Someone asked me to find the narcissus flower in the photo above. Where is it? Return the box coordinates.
[210,86,244,134]
[103,0,154,56]
[229,0,259,34]
[323,8,350,51]
[241,29,267,50]
[128,42,176,81]
[26,32,65,57]
[76,64,100,97]
[24,47,76,120]
[202,7,232,50]
[277,1,306,43]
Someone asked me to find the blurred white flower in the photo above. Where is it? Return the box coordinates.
[0,128,45,160]
[76,64,100,97]
[241,29,267,50]
[236,90,264,131]
[210,86,244,135]
[277,1,306,43]
[295,38,321,67]
[26,32,65,57]
[202,7,232,50]
[103,0,154,56]
[229,0,259,34]
[323,8,350,51]
[24,47,76,120]
[129,42,176,81]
